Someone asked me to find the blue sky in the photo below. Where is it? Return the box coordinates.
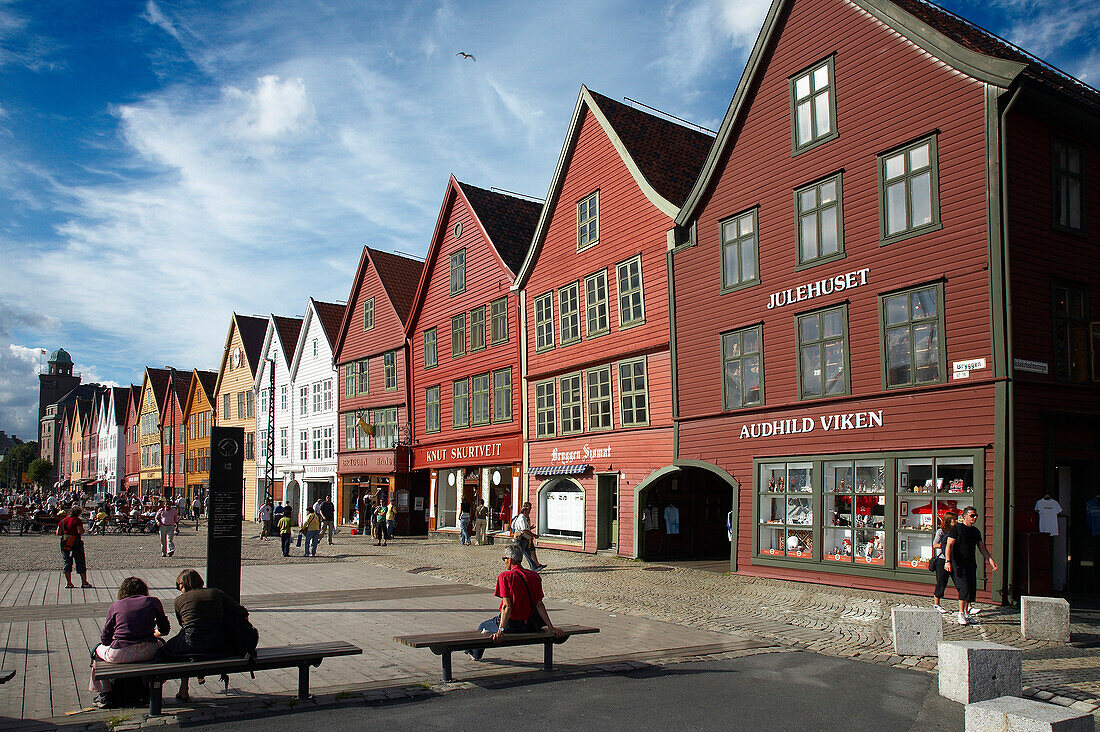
[1,0,1097,440]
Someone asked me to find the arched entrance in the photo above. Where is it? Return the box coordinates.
[634,461,737,565]
[536,477,585,542]
[284,478,301,522]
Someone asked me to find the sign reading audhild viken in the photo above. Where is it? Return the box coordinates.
[739,410,884,439]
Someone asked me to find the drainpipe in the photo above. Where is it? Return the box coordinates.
[999,86,1021,603]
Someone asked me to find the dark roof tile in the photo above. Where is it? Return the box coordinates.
[235,315,269,374]
[272,315,304,363]
[312,301,347,349]
[457,183,542,275]
[369,248,424,324]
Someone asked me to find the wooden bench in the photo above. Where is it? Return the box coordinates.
[93,641,362,716]
[395,624,599,682]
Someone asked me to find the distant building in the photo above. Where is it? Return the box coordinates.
[38,348,82,482]
[0,431,23,461]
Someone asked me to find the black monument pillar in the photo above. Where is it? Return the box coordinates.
[207,426,244,602]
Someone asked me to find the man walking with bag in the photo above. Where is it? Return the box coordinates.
[509,502,546,571]
[319,495,336,545]
[155,501,179,557]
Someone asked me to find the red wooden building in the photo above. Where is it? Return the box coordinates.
[333,246,424,532]
[670,0,1099,602]
[124,385,141,495]
[408,177,542,536]
[514,88,714,558]
[160,368,189,499]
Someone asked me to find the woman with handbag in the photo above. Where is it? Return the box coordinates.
[931,511,957,613]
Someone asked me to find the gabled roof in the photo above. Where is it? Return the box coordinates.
[127,385,141,422]
[197,370,218,404]
[333,246,423,360]
[112,387,129,426]
[513,87,713,289]
[142,367,171,414]
[457,182,543,274]
[183,369,219,418]
[213,313,270,396]
[676,0,1098,225]
[313,300,347,351]
[272,315,304,364]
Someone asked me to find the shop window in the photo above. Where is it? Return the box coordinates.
[797,305,848,399]
[722,325,763,410]
[384,351,397,390]
[823,460,885,566]
[796,174,843,267]
[577,190,599,251]
[425,386,441,433]
[492,368,512,423]
[559,283,581,345]
[585,270,609,337]
[452,379,469,428]
[539,480,584,539]
[535,292,554,352]
[1052,139,1083,231]
[490,297,509,344]
[535,380,556,438]
[790,56,837,153]
[471,306,487,351]
[1053,282,1090,382]
[758,462,814,560]
[363,297,375,331]
[586,366,612,431]
[879,136,940,243]
[450,249,466,295]
[424,327,438,369]
[618,358,649,427]
[451,314,466,358]
[471,373,490,426]
[559,374,583,435]
[616,256,645,327]
[896,456,974,569]
[720,209,759,292]
[881,283,944,388]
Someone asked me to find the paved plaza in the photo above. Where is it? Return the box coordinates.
[0,528,1096,728]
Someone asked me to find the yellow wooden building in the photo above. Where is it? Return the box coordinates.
[138,367,171,495]
[183,369,218,503]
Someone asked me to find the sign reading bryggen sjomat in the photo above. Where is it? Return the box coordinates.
[767,267,870,309]
[739,411,884,439]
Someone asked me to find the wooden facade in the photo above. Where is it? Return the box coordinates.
[160,369,188,498]
[137,368,169,495]
[124,385,140,494]
[670,0,1100,601]
[183,369,217,504]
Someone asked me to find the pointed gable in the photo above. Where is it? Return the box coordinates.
[457,183,542,275]
[112,387,129,425]
[334,246,422,364]
[236,314,269,374]
[272,315,304,363]
[370,249,424,325]
[143,367,171,414]
[312,300,347,351]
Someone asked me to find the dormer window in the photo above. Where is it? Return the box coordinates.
[790,57,837,154]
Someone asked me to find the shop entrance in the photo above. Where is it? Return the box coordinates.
[596,474,618,551]
[637,466,733,562]
[1060,460,1100,603]
[284,479,301,518]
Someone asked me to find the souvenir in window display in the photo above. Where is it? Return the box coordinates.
[896,455,975,570]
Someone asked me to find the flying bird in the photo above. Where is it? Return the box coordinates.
[456,52,475,61]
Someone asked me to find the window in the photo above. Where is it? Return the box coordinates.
[373,408,398,450]
[323,379,333,411]
[280,428,288,458]
[470,306,486,351]
[425,386,441,433]
[471,373,490,425]
[363,297,375,331]
[299,386,309,416]
[384,351,397,390]
[720,210,759,291]
[586,366,612,430]
[312,382,322,413]
[312,339,317,358]
[1053,283,1090,382]
[534,292,554,351]
[1053,139,1083,231]
[353,358,367,395]
[881,284,944,388]
[535,381,555,438]
[451,314,466,357]
[492,368,512,423]
[790,57,836,152]
[880,136,940,242]
[237,392,246,419]
[490,298,509,344]
[616,256,645,327]
[300,430,309,460]
[452,379,469,428]
[259,387,269,416]
[280,385,288,411]
[245,432,254,461]
[323,426,333,459]
[797,306,849,398]
[424,327,438,368]
[796,175,843,267]
[344,363,355,397]
[312,428,322,461]
[585,270,609,337]
[758,461,815,560]
[577,190,599,250]
[722,325,763,409]
[559,374,583,435]
[450,249,466,295]
[618,358,649,427]
[559,283,581,345]
[344,412,369,450]
[246,390,254,418]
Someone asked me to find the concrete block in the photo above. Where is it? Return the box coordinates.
[965,696,1095,732]
[892,607,943,656]
[938,641,1022,704]
[1021,596,1071,642]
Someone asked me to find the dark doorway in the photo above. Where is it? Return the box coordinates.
[639,467,732,561]
[597,474,619,551]
[1062,460,1100,607]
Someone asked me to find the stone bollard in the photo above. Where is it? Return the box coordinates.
[938,641,1022,704]
[1021,596,1071,642]
[891,606,942,656]
[965,696,1095,732]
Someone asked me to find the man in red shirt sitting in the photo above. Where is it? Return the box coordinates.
[467,543,564,661]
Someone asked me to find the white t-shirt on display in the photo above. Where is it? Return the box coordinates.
[1034,498,1062,536]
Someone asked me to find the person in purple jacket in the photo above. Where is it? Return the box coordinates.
[89,577,170,708]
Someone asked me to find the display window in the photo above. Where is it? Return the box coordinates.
[753,449,982,577]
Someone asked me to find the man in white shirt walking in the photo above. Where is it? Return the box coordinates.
[154,502,179,557]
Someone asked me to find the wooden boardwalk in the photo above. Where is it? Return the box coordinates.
[0,562,759,723]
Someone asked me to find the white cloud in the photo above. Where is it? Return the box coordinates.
[224,74,314,140]
[141,0,184,44]
[657,0,771,83]
[0,301,58,440]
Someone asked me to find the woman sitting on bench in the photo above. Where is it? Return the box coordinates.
[89,577,170,708]
[157,569,243,702]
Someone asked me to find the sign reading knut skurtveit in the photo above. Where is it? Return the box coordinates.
[206,425,244,603]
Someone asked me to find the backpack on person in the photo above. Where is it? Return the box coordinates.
[223,604,260,665]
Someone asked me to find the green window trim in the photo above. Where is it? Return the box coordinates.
[721,324,764,410]
[492,367,513,423]
[383,350,397,391]
[356,359,369,395]
[470,306,487,352]
[423,327,438,369]
[450,314,466,358]
[616,256,645,329]
[534,292,555,353]
[424,386,441,433]
[719,208,761,294]
[490,297,509,344]
[452,378,469,429]
[534,379,556,438]
[559,373,583,436]
[471,373,491,426]
[879,282,947,390]
[559,282,581,346]
[363,297,375,331]
[794,173,845,270]
[796,304,850,400]
[789,55,838,155]
[878,135,941,245]
[1052,137,1084,233]
[449,249,466,296]
[586,365,613,431]
[617,357,650,428]
[577,190,599,252]
[584,269,610,338]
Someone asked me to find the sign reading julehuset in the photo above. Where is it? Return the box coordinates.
[767,267,870,309]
